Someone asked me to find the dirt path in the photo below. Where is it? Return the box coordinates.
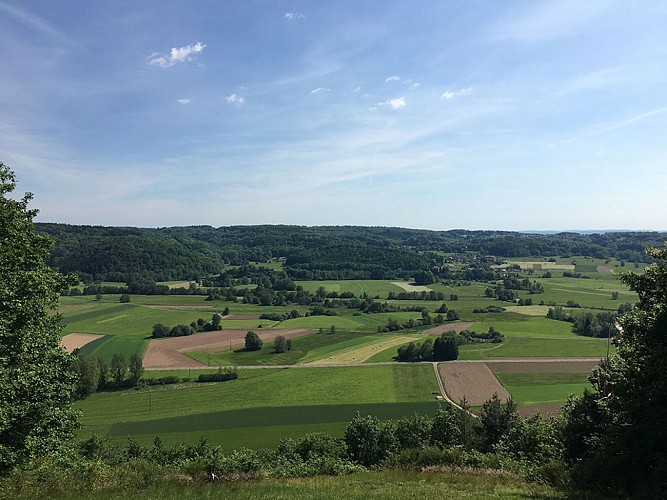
[60,333,105,353]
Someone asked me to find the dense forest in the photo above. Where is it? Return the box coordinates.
[37,223,667,282]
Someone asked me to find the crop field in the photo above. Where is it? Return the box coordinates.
[76,364,441,448]
[187,331,382,366]
[439,362,511,406]
[494,372,592,408]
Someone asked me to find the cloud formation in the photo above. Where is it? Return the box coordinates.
[178,98,191,105]
[226,93,245,105]
[378,96,406,109]
[310,87,331,94]
[385,75,400,82]
[441,87,472,99]
[148,42,206,68]
[285,12,306,21]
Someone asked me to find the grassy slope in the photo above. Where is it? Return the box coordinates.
[76,364,440,448]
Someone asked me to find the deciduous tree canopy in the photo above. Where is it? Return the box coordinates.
[0,164,78,472]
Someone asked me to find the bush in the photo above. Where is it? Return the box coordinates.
[197,367,238,383]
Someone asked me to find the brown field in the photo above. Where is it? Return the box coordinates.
[304,335,418,365]
[60,333,105,353]
[439,362,511,406]
[390,281,433,292]
[222,314,260,320]
[143,328,313,369]
[504,305,551,317]
[488,360,600,373]
[518,405,561,417]
[423,322,473,335]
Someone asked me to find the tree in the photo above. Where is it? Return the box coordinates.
[244,331,263,351]
[446,309,460,321]
[433,333,458,361]
[430,404,462,448]
[111,353,127,386]
[0,164,78,471]
[563,244,667,495]
[478,393,518,452]
[119,294,130,303]
[273,335,290,353]
[128,353,144,386]
[345,413,398,466]
[73,355,101,399]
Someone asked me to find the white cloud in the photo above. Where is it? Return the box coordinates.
[226,93,245,105]
[378,96,406,110]
[310,87,331,94]
[441,87,472,100]
[285,12,306,21]
[148,42,206,68]
[385,75,400,82]
[410,82,420,89]
[353,86,362,93]
[178,98,191,105]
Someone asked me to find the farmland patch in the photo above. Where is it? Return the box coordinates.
[439,362,511,405]
[143,329,313,369]
[60,333,105,353]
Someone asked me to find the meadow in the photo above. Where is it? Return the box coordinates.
[76,364,440,448]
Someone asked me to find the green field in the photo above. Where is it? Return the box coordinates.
[76,364,440,448]
[495,372,593,407]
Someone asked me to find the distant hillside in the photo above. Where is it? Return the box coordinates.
[36,223,667,282]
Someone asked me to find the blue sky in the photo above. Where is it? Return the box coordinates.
[1,1,666,230]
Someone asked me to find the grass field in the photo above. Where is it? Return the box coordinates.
[76,364,440,448]
[296,280,403,298]
[495,372,592,406]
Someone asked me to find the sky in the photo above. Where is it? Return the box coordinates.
[1,0,666,231]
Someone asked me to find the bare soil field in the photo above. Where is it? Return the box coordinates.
[439,362,511,405]
[143,329,313,369]
[222,314,260,320]
[61,333,105,353]
[423,322,473,335]
[596,265,612,273]
[390,281,433,292]
[488,360,600,373]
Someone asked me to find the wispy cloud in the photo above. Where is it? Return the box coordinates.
[310,87,331,95]
[378,96,406,110]
[148,42,206,68]
[285,12,306,21]
[441,87,472,100]
[385,75,400,82]
[0,2,68,44]
[177,98,191,105]
[225,93,245,105]
[489,0,611,41]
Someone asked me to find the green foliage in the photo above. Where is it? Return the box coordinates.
[478,394,519,452]
[433,333,459,361]
[244,330,263,351]
[0,164,78,472]
[430,405,462,448]
[73,355,101,399]
[129,353,144,386]
[344,413,398,467]
[110,353,127,386]
[196,367,238,383]
[563,244,667,496]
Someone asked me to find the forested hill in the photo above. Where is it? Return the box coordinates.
[36,223,667,282]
